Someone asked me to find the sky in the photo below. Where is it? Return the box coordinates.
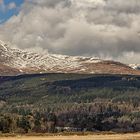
[0,0,140,64]
[0,0,24,23]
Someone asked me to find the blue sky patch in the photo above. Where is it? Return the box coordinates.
[0,0,24,24]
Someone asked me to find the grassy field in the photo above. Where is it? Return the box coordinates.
[0,134,140,140]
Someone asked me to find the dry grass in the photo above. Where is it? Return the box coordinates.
[0,133,140,140]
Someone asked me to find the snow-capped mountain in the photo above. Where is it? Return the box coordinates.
[0,40,140,76]
[129,64,140,70]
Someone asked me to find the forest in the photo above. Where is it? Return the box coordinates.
[0,73,140,133]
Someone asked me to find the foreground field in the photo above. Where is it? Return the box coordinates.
[0,134,140,140]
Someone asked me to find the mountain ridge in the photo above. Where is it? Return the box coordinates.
[0,40,140,76]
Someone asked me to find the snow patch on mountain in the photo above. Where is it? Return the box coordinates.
[129,64,140,70]
[1,40,139,75]
[0,40,102,73]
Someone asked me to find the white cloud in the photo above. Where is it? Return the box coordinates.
[7,2,16,10]
[0,0,6,12]
[0,1,16,13]
[0,0,140,63]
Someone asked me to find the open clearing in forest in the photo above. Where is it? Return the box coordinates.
[0,133,140,140]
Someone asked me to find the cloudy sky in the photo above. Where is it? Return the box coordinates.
[0,0,140,63]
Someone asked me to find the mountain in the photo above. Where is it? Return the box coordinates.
[0,40,140,75]
[129,64,140,70]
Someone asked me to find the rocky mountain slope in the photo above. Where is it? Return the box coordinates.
[129,64,140,70]
[0,40,140,75]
